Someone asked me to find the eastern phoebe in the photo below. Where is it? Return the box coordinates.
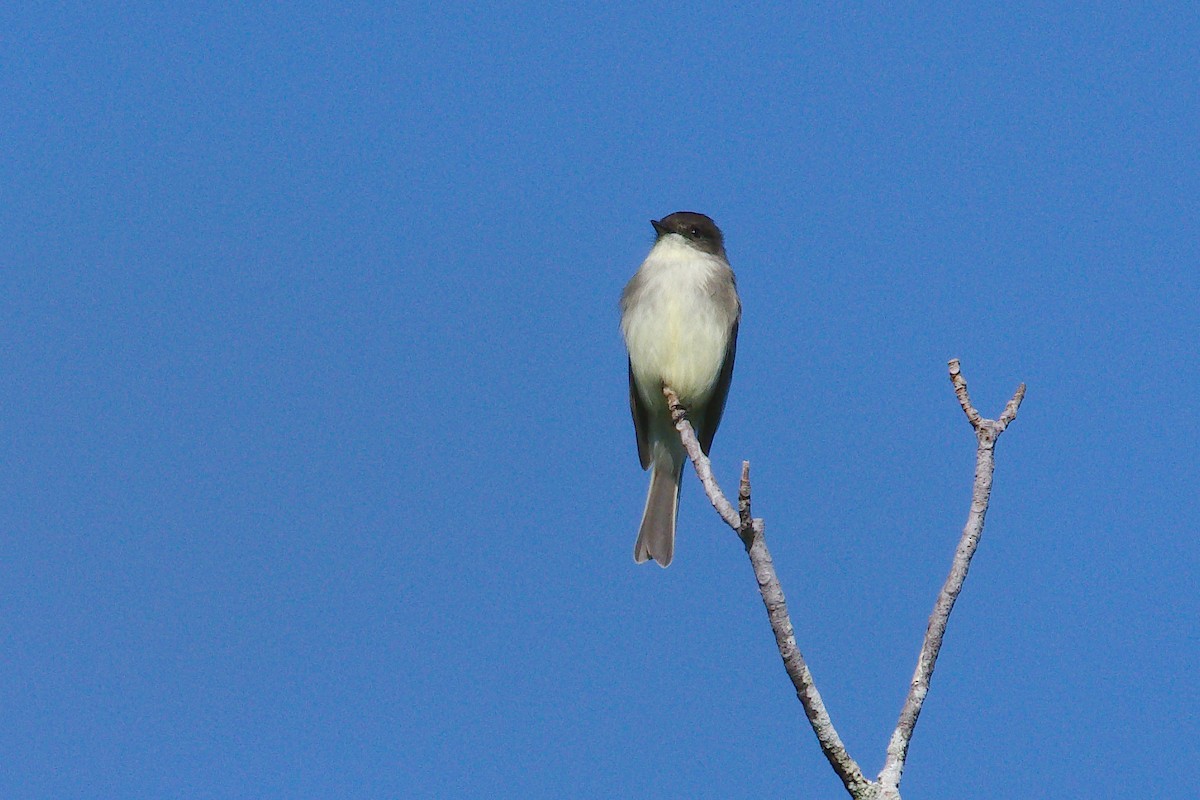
[620,212,741,567]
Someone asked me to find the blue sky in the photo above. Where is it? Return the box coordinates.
[3,3,1197,798]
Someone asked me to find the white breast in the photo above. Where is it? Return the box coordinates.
[621,236,733,409]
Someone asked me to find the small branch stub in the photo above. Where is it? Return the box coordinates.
[738,461,754,549]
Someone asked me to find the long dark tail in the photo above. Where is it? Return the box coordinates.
[633,456,682,567]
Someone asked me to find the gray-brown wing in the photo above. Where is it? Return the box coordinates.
[628,358,652,469]
[698,319,738,455]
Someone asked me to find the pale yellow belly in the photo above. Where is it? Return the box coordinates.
[625,290,729,408]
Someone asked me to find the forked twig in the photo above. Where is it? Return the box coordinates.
[877,361,1025,793]
[662,359,1025,800]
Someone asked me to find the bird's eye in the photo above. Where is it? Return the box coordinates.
[690,226,701,237]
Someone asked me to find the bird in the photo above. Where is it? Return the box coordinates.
[620,212,741,567]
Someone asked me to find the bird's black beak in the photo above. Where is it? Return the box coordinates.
[650,219,667,236]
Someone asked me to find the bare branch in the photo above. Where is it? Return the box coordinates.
[661,362,1024,799]
[877,361,1026,792]
[998,383,1027,428]
[663,386,870,797]
[947,358,983,428]
[665,387,739,529]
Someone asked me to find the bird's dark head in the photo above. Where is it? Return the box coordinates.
[651,212,725,258]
